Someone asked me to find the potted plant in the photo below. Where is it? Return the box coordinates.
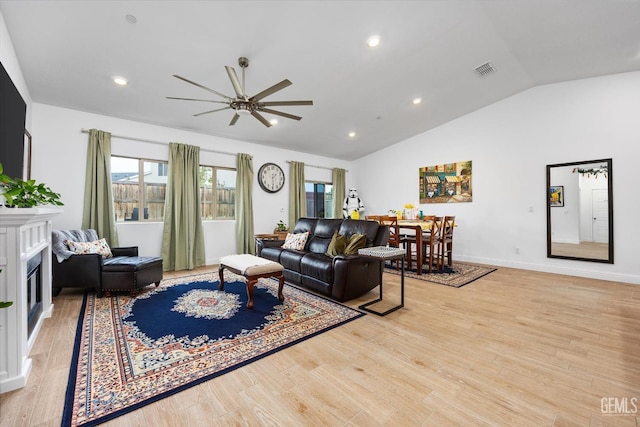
[0,162,63,309]
[0,162,63,207]
[273,220,289,239]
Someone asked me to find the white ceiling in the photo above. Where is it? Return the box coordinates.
[2,1,640,161]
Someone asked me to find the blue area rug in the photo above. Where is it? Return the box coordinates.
[62,272,364,426]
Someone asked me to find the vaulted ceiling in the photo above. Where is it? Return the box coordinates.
[2,1,640,160]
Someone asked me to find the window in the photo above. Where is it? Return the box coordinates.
[305,181,334,218]
[199,165,236,220]
[111,157,236,222]
[111,156,167,222]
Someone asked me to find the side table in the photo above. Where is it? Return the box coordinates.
[357,246,406,316]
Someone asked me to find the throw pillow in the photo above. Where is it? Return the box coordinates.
[65,238,113,258]
[325,231,348,258]
[281,231,309,250]
[344,233,367,255]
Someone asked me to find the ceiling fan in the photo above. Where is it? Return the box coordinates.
[167,57,313,127]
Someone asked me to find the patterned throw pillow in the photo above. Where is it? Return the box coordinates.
[65,238,113,258]
[281,232,309,250]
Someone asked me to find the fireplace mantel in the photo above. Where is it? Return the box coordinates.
[0,206,62,393]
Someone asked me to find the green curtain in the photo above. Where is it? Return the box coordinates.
[82,129,119,246]
[289,161,306,227]
[332,168,346,219]
[161,142,205,271]
[235,153,255,254]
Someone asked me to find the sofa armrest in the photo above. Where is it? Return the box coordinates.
[112,246,139,257]
[256,238,284,256]
[52,253,102,288]
[331,254,384,301]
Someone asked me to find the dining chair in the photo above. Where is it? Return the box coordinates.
[435,216,456,271]
[420,215,441,274]
[368,215,401,269]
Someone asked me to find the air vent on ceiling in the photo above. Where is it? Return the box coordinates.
[474,62,496,77]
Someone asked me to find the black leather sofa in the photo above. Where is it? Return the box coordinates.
[256,218,389,302]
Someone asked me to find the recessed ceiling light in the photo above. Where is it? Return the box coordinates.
[367,35,381,48]
[269,118,278,126]
[412,98,422,105]
[125,14,137,24]
[113,76,128,86]
[348,131,356,138]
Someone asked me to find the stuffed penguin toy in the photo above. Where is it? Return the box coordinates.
[343,187,365,219]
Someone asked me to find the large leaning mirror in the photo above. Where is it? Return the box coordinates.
[546,158,613,263]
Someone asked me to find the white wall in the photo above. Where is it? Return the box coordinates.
[354,71,640,284]
[30,104,353,265]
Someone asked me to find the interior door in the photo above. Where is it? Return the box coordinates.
[592,189,609,243]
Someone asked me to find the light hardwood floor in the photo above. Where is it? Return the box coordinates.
[1,265,639,426]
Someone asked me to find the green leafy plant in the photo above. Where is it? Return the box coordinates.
[275,220,288,232]
[0,162,63,207]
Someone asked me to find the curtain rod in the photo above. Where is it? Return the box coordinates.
[80,128,236,156]
[286,160,348,173]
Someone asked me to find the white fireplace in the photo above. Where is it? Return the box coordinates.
[0,207,61,393]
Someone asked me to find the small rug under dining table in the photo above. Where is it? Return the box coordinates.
[62,271,364,426]
[385,261,496,287]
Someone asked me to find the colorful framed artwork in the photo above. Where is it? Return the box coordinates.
[419,160,472,204]
[549,185,564,207]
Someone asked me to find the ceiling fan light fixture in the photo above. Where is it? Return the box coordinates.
[169,56,313,127]
[235,102,252,115]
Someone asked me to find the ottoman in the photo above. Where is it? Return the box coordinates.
[102,256,163,296]
[219,254,284,309]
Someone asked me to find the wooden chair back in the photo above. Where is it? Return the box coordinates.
[440,216,455,242]
[436,216,456,271]
[378,215,399,248]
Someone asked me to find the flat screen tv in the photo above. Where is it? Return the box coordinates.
[0,61,27,180]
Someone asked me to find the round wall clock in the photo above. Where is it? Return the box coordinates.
[258,162,285,193]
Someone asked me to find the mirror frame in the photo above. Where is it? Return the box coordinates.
[546,158,613,264]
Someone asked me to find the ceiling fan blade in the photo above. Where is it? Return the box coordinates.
[251,111,272,127]
[260,108,303,121]
[173,75,231,100]
[260,100,313,107]
[249,79,292,102]
[225,66,245,98]
[167,96,228,104]
[229,113,240,126]
[193,106,231,117]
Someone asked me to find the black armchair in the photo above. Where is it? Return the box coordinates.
[51,229,138,297]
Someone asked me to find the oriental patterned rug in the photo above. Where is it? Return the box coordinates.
[62,272,364,427]
[385,261,496,288]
